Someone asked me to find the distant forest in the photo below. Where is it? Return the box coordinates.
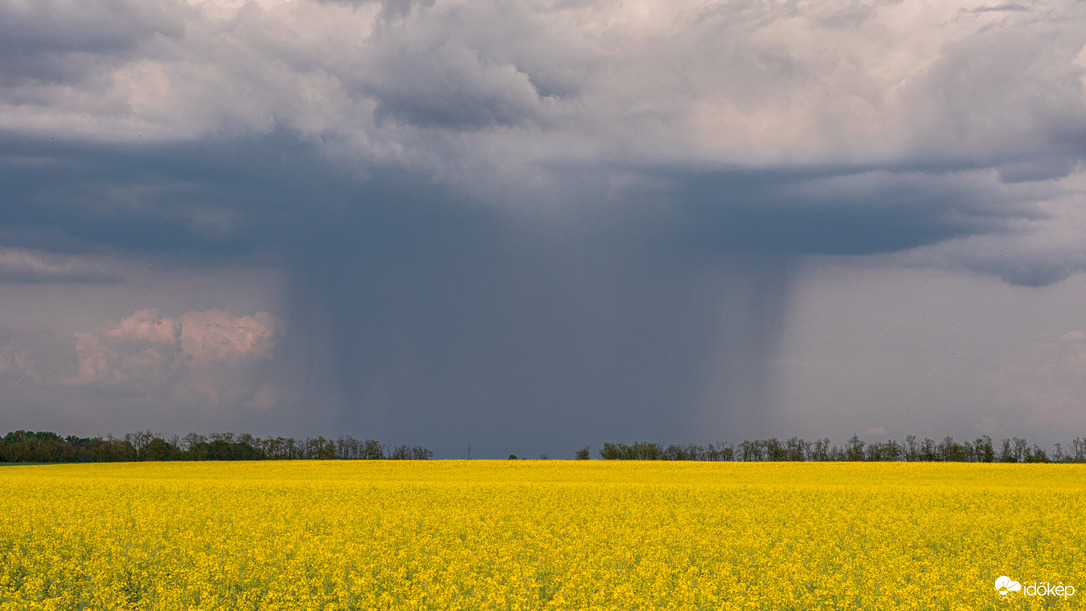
[0,431,432,463]
[3,430,1086,464]
[584,435,1086,463]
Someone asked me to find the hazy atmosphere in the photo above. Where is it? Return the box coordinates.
[2,0,1085,458]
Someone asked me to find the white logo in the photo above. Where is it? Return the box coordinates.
[995,576,1021,596]
[996,576,1076,600]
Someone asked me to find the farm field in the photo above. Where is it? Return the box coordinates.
[0,461,1083,610]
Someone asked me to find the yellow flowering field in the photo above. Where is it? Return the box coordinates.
[0,461,1083,610]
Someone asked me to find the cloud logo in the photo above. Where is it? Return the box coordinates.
[996,576,1022,596]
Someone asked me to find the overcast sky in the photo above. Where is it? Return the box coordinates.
[2,0,1085,458]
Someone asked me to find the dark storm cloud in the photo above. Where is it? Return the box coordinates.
[0,0,180,54]
[1,133,796,454]
[3,0,1086,452]
[291,197,791,456]
[0,132,369,257]
[0,0,183,86]
[0,248,122,283]
[366,52,546,130]
[653,168,968,256]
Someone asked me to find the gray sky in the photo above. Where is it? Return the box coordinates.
[2,0,1085,458]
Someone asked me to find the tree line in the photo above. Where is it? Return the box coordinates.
[6,430,1085,463]
[0,430,433,463]
[583,435,1086,463]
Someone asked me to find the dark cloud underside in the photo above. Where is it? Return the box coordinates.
[2,0,1086,453]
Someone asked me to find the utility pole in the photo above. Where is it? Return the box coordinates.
[467,441,471,460]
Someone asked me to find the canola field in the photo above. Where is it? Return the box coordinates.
[0,461,1083,610]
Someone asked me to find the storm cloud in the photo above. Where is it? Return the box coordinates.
[2,0,1086,455]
